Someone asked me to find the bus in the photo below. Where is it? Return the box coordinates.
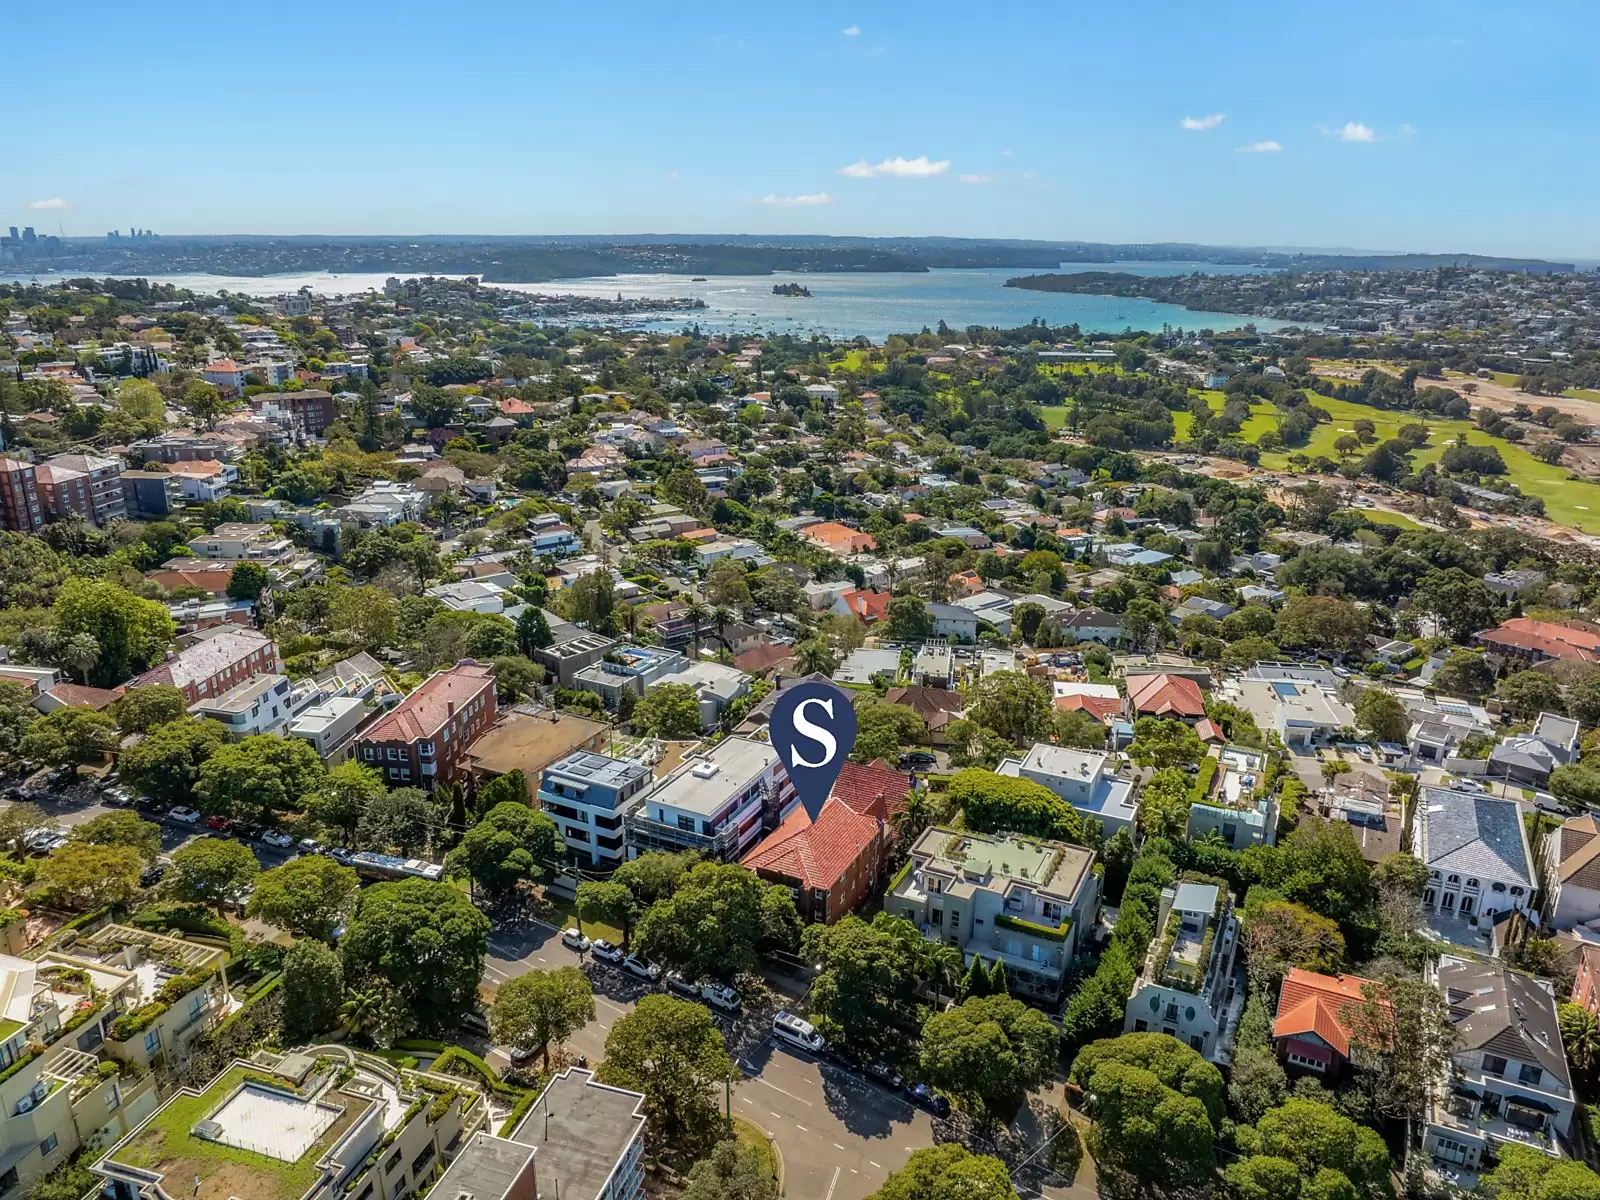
[349,851,446,884]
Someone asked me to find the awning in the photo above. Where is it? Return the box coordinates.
[1504,1094,1559,1114]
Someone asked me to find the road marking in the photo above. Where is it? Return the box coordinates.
[754,1076,812,1106]
[869,1162,882,1170]
[851,1169,858,1175]
[596,998,628,1016]
[823,1167,840,1200]
[794,1124,808,1133]
[536,956,548,964]
[769,1110,781,1120]
[833,1143,845,1151]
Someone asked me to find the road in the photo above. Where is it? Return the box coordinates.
[483,920,940,1200]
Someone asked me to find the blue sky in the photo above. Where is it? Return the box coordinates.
[11,0,1599,257]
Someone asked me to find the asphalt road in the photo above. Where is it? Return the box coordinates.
[482,919,939,1200]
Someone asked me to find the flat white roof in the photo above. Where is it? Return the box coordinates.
[644,736,776,818]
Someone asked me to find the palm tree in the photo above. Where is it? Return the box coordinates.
[60,633,99,685]
[684,600,710,656]
[339,989,382,1040]
[923,942,964,1011]
[794,640,837,677]
[1561,1004,1600,1078]
[711,605,734,651]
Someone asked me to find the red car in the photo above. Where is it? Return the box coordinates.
[203,815,233,832]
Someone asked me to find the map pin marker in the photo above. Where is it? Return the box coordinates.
[768,680,858,820]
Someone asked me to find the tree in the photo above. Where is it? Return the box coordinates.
[634,862,798,981]
[852,699,925,764]
[1561,1002,1600,1084]
[37,843,142,911]
[1411,568,1497,644]
[1122,598,1172,652]
[72,811,161,862]
[1013,602,1047,645]
[168,837,260,911]
[1568,679,1600,728]
[281,938,344,1039]
[885,595,933,642]
[965,671,1053,746]
[1128,717,1205,769]
[683,1138,780,1200]
[577,881,637,947]
[1354,688,1408,744]
[1499,670,1567,719]
[597,994,737,1160]
[563,568,618,634]
[1345,974,1459,1142]
[491,654,541,703]
[306,761,386,844]
[0,802,49,858]
[341,877,490,1030]
[801,914,924,1057]
[1478,1145,1600,1200]
[182,378,229,426]
[476,770,528,813]
[919,994,1057,1119]
[114,684,188,733]
[792,640,837,677]
[631,682,702,739]
[1551,763,1600,808]
[119,716,226,806]
[1430,650,1495,700]
[864,1145,1017,1200]
[52,579,175,687]
[20,707,119,765]
[1233,1097,1389,1200]
[227,562,270,601]
[614,851,696,908]
[703,558,752,610]
[1073,1052,1217,1187]
[1246,818,1373,926]
[248,856,361,942]
[949,768,1084,842]
[491,967,596,1068]
[196,734,326,822]
[449,801,563,895]
[1138,768,1194,839]
[1241,894,1346,990]
[58,632,100,685]
[330,586,401,650]
[1053,707,1107,750]
[357,787,438,856]
[1274,596,1368,656]
[516,606,554,656]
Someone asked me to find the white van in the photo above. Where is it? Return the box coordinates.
[772,1011,825,1054]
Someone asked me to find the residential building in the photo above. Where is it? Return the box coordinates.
[927,602,979,642]
[573,645,688,710]
[1001,745,1138,836]
[625,736,796,861]
[251,388,335,435]
[1572,944,1600,1016]
[831,588,891,625]
[355,661,497,790]
[187,522,294,563]
[34,454,126,525]
[128,628,280,704]
[1126,673,1206,721]
[189,673,297,739]
[538,752,653,869]
[503,1067,646,1200]
[885,826,1100,1006]
[912,639,955,688]
[1318,783,1404,863]
[1423,956,1575,1168]
[1061,608,1122,646]
[1188,745,1278,850]
[1233,677,1354,747]
[200,358,246,390]
[1484,569,1549,599]
[119,470,184,516]
[802,521,877,556]
[1271,968,1377,1076]
[882,685,965,743]
[1489,712,1580,788]
[1411,787,1537,923]
[832,647,901,687]
[828,758,914,822]
[426,580,519,615]
[672,661,753,730]
[1123,878,1242,1062]
[336,480,426,527]
[1549,813,1600,932]
[164,459,237,502]
[287,695,371,761]
[1477,617,1600,666]
[463,709,610,797]
[530,618,619,688]
[0,458,43,532]
[96,1045,487,1200]
[743,797,888,924]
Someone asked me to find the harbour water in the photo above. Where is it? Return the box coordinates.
[1,261,1295,340]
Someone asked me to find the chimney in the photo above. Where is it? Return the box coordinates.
[447,702,456,717]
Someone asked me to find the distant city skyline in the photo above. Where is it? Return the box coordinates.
[10,0,1598,257]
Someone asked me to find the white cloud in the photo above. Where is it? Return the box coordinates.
[840,24,860,36]
[1397,123,1418,136]
[1180,113,1225,131]
[1235,140,1283,153]
[958,173,997,184]
[1336,121,1376,142]
[664,170,680,180]
[27,197,68,210]
[837,155,950,179]
[759,192,834,207]
[1000,148,1014,157]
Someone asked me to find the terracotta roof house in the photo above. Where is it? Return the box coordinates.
[1053,692,1124,724]
[802,521,878,555]
[128,627,278,703]
[830,758,914,821]
[883,684,965,742]
[355,661,497,790]
[35,683,122,714]
[1272,968,1380,1076]
[741,798,887,924]
[733,643,797,677]
[1477,617,1600,665]
[833,588,891,625]
[1126,672,1206,720]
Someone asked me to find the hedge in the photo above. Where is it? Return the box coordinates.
[498,1089,538,1137]
[995,912,1069,943]
[1189,757,1219,803]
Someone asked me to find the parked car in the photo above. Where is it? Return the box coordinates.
[135,794,165,814]
[772,1011,826,1054]
[24,829,67,854]
[327,846,356,865]
[865,1061,903,1089]
[701,982,741,1014]
[102,788,135,808]
[233,823,263,842]
[139,861,169,888]
[905,1083,950,1117]
[561,928,591,952]
[94,773,121,793]
[509,1046,534,1066]
[590,939,624,964]
[623,954,661,982]
[665,971,701,1000]
[899,751,938,768]
[169,807,202,825]
[203,815,232,832]
[298,838,326,855]
[259,830,294,849]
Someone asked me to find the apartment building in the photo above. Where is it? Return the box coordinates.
[885,826,1100,1007]
[1000,745,1138,836]
[187,522,295,563]
[537,752,652,869]
[127,628,280,704]
[1411,786,1537,924]
[251,388,336,435]
[164,460,237,503]
[119,470,185,516]
[1123,878,1242,1062]
[190,673,299,739]
[355,661,497,790]
[34,454,126,526]
[0,459,43,532]
[1424,956,1575,1168]
[95,1046,487,1200]
[625,736,797,861]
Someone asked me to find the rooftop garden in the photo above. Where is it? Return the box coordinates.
[995,912,1071,943]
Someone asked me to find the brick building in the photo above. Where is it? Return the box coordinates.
[34,453,126,525]
[126,627,280,702]
[0,458,43,532]
[355,661,497,789]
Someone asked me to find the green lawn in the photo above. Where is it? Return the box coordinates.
[1564,388,1600,403]
[1041,405,1071,429]
[734,1116,781,1184]
[1343,508,1423,531]
[831,349,872,373]
[1172,410,1193,440]
[540,896,626,947]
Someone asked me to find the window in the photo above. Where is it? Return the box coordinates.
[385,1149,404,1175]
[949,911,960,930]
[39,1135,56,1157]
[1519,1064,1544,1087]
[676,815,695,832]
[1189,1036,1204,1053]
[1042,901,1064,922]
[1134,1019,1149,1032]
[188,994,205,1021]
[930,909,943,927]
[144,1028,161,1054]
[1483,1054,1507,1077]
[106,1084,120,1111]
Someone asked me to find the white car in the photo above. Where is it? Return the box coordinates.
[260,830,294,848]
[623,954,661,982]
[590,939,624,964]
[701,982,741,1014]
[772,1011,826,1053]
[560,928,591,952]
[169,807,202,824]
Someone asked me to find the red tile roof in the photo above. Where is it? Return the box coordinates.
[1272,968,1381,1057]
[734,643,797,676]
[43,683,121,710]
[1479,617,1600,663]
[1195,718,1224,743]
[830,759,912,821]
[741,798,882,892]
[1127,673,1206,718]
[1054,693,1124,723]
[837,589,891,624]
[363,661,495,742]
[804,522,877,554]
